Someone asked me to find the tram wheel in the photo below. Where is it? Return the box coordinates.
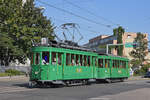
[28,81,34,88]
[106,79,112,83]
[120,78,125,82]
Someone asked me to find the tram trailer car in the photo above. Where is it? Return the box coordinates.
[29,46,130,87]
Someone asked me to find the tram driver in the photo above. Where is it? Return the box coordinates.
[42,55,48,65]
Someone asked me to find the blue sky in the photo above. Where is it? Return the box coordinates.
[35,0,150,45]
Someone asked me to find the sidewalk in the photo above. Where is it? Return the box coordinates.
[128,76,149,81]
[0,75,149,82]
[0,75,29,81]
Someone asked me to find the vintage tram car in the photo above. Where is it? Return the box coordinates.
[29,40,130,87]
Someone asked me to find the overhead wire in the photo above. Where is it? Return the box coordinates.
[36,0,113,29]
[64,0,120,26]
[52,17,101,34]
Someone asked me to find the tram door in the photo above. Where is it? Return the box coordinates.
[104,59,111,78]
[110,60,119,78]
[97,58,111,79]
[51,52,63,80]
[92,57,98,78]
[32,52,41,80]
[41,52,50,80]
[57,53,63,79]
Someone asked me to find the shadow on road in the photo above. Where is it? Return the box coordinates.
[13,83,65,89]
[146,81,150,83]
[13,83,30,88]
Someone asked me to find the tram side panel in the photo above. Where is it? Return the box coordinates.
[63,53,94,80]
[97,56,111,79]
[110,58,129,79]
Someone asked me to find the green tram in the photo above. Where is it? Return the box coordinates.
[30,44,130,87]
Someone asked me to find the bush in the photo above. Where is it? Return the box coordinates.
[141,64,150,73]
[0,73,10,77]
[133,69,141,76]
[133,63,150,76]
[5,69,24,76]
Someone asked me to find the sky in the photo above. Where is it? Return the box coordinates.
[35,0,150,45]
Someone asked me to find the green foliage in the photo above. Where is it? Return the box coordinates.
[0,0,54,65]
[5,69,24,75]
[130,32,148,67]
[99,45,116,49]
[133,63,150,76]
[0,69,24,77]
[113,26,125,56]
[130,59,141,69]
[141,64,150,74]
[99,45,106,49]
[0,73,10,77]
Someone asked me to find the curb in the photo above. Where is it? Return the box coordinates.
[128,76,149,81]
[0,75,25,79]
[0,75,29,81]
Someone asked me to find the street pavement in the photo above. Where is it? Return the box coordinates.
[0,76,149,100]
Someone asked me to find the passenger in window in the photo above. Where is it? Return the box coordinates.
[105,63,107,68]
[76,60,79,66]
[77,60,81,66]
[42,58,47,65]
[100,63,103,67]
[71,59,76,66]
[52,57,56,65]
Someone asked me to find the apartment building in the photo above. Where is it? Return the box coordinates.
[84,32,148,60]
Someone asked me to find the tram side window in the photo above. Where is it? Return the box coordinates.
[105,59,110,68]
[120,61,122,68]
[52,52,56,65]
[98,59,103,68]
[115,60,118,68]
[95,58,98,67]
[31,53,34,65]
[120,61,125,68]
[113,60,116,68]
[66,53,71,66]
[84,55,87,66]
[87,56,91,66]
[125,62,126,68]
[42,52,49,65]
[92,57,95,66]
[58,53,62,65]
[117,60,120,68]
[76,55,79,66]
[122,61,126,68]
[80,55,83,66]
[112,60,114,68]
[35,53,40,65]
[71,54,75,66]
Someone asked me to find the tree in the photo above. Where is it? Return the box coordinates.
[0,0,54,66]
[113,26,125,56]
[130,32,148,67]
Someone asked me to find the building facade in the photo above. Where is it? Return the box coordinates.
[84,35,118,55]
[122,32,148,60]
[84,32,148,60]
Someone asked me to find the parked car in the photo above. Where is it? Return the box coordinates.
[144,72,150,78]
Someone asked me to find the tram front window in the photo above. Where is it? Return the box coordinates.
[42,52,49,65]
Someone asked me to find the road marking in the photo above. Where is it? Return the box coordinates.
[89,97,110,100]
[0,86,36,94]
